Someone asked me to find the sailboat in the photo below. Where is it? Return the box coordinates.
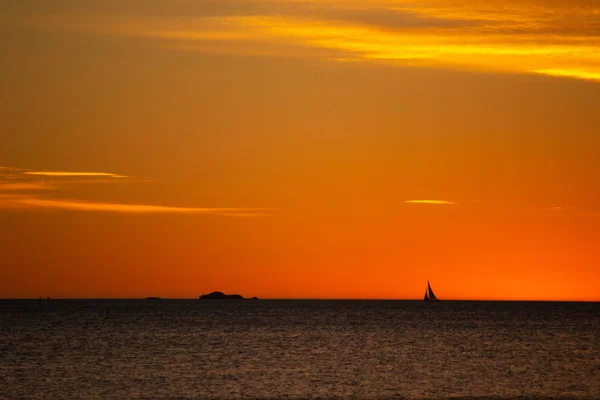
[423,280,439,301]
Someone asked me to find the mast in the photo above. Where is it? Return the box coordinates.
[427,281,437,300]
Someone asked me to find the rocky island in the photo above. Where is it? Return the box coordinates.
[199,291,245,300]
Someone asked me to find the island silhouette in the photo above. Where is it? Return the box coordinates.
[199,291,246,300]
[199,291,259,300]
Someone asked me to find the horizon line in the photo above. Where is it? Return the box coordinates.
[1,297,599,303]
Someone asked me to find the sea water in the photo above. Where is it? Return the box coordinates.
[1,300,598,399]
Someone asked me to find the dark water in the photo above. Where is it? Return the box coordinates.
[1,300,599,399]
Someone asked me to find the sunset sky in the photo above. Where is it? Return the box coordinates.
[1,0,599,300]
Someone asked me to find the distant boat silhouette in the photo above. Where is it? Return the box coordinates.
[423,280,439,301]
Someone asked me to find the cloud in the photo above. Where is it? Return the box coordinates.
[11,198,271,215]
[22,0,596,83]
[0,166,25,176]
[0,166,271,217]
[218,13,600,81]
[216,212,273,218]
[533,69,600,82]
[405,200,457,205]
[312,6,479,31]
[0,183,54,191]
[24,171,128,178]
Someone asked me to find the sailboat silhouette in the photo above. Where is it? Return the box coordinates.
[423,280,439,301]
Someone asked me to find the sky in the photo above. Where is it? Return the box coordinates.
[1,0,599,300]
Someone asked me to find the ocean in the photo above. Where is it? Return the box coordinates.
[1,300,598,399]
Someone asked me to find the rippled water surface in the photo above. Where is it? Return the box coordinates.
[1,300,599,399]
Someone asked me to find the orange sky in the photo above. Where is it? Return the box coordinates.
[1,0,599,300]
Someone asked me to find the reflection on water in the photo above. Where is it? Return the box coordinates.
[1,300,598,399]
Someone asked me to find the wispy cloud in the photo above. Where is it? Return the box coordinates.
[13,198,271,215]
[533,69,600,82]
[16,0,600,83]
[0,166,272,217]
[405,200,457,205]
[0,183,54,191]
[216,212,273,218]
[24,171,128,178]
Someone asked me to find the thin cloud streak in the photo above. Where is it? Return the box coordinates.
[405,200,457,205]
[0,183,54,191]
[216,212,273,218]
[533,69,600,82]
[56,179,152,185]
[13,198,272,215]
[25,171,129,178]
[0,193,40,210]
[1,166,271,217]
